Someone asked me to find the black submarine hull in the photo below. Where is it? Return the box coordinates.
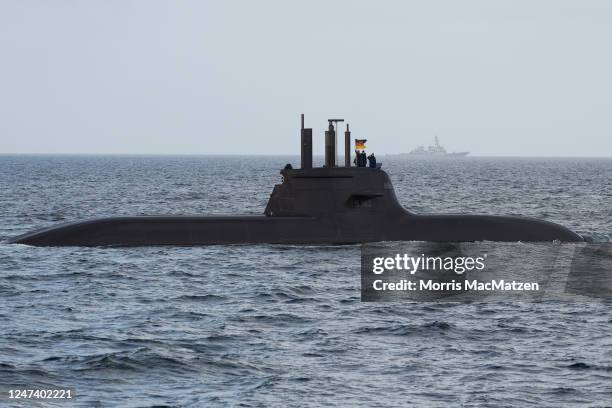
[10,212,582,247]
[9,148,583,247]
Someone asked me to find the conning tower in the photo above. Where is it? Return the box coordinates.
[265,115,407,240]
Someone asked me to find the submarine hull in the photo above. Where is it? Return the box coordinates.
[10,166,582,247]
[10,213,582,247]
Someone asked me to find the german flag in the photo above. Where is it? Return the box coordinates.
[355,139,367,150]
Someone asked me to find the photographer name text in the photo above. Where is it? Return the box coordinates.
[373,279,539,292]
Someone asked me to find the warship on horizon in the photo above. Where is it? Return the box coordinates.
[392,136,469,157]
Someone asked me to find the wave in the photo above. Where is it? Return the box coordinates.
[174,294,227,302]
[72,348,196,373]
[354,321,453,336]
[566,362,612,371]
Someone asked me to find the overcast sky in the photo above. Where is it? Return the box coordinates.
[1,1,611,156]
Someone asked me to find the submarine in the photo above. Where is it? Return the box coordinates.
[10,115,583,247]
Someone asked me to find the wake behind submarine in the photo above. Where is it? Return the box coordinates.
[11,115,583,247]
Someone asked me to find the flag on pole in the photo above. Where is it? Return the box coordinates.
[355,139,367,150]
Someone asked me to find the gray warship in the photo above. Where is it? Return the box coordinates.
[400,136,469,157]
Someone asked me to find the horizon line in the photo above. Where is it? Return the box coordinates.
[0,152,611,159]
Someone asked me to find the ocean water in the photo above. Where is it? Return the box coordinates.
[0,155,610,407]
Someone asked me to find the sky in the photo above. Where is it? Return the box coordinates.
[0,0,611,156]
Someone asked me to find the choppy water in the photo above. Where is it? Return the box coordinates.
[0,155,611,407]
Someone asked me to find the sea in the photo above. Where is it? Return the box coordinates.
[0,155,610,407]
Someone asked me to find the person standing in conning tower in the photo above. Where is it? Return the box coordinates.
[367,153,377,168]
[356,151,366,167]
[354,150,365,167]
